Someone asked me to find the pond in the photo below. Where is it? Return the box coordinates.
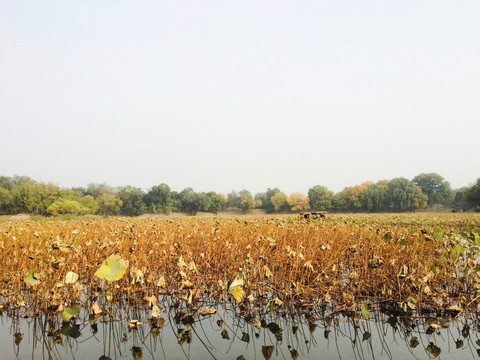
[2,301,480,360]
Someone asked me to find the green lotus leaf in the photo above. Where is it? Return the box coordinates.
[61,324,81,338]
[361,306,370,319]
[433,226,444,241]
[451,244,464,261]
[61,304,81,322]
[267,237,276,248]
[24,269,40,287]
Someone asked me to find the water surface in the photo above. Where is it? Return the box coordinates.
[1,304,480,360]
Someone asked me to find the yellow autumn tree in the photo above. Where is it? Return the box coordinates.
[335,181,373,210]
[287,193,310,212]
[270,192,290,212]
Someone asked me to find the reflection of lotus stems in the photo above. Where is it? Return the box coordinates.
[4,299,480,360]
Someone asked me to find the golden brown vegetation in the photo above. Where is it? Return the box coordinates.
[1,213,479,319]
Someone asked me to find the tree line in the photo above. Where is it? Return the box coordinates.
[0,173,479,217]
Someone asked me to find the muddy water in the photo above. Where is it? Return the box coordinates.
[1,307,479,360]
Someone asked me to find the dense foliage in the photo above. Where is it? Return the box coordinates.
[465,178,480,211]
[0,173,477,216]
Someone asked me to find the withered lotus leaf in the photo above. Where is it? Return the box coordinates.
[94,255,127,282]
[229,277,245,303]
[65,271,78,284]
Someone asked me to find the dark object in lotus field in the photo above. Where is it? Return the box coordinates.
[300,211,326,219]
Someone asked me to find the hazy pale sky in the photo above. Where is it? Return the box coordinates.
[1,1,479,195]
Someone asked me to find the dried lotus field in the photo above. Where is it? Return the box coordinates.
[1,213,480,321]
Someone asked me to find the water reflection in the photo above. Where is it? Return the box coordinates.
[2,300,480,359]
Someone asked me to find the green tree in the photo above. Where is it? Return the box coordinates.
[334,182,372,211]
[207,191,227,214]
[118,186,145,216]
[388,178,427,211]
[86,183,115,199]
[181,190,211,215]
[264,188,281,213]
[170,191,181,212]
[97,193,123,215]
[334,188,351,211]
[361,181,389,212]
[411,185,428,209]
[0,187,12,214]
[196,192,211,214]
[79,195,99,214]
[178,188,193,211]
[71,187,87,196]
[227,190,240,209]
[308,185,334,210]
[10,175,33,186]
[46,198,90,216]
[60,188,83,201]
[0,176,15,190]
[452,188,470,212]
[238,190,256,213]
[32,182,61,214]
[11,181,36,213]
[270,192,290,212]
[254,192,267,209]
[144,184,174,214]
[465,178,480,210]
[412,173,453,206]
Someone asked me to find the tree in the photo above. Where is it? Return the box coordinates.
[0,176,15,190]
[264,188,281,213]
[32,182,61,214]
[46,199,90,216]
[5,175,33,187]
[334,188,353,211]
[388,178,427,211]
[196,193,211,214]
[465,178,480,210]
[86,183,115,199]
[118,186,145,216]
[177,188,193,212]
[308,186,334,210]
[254,192,267,209]
[97,193,122,215]
[169,191,180,212]
[71,187,88,196]
[412,173,453,206]
[287,193,309,212]
[227,190,240,210]
[144,184,174,214]
[334,182,372,211]
[238,190,256,213]
[79,195,99,214]
[361,181,389,212]
[0,187,12,214]
[60,188,83,201]
[11,181,36,213]
[411,185,428,209]
[174,187,194,212]
[452,188,470,212]
[207,192,227,214]
[181,190,211,215]
[270,192,290,212]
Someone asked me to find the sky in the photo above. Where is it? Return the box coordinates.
[1,1,479,195]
